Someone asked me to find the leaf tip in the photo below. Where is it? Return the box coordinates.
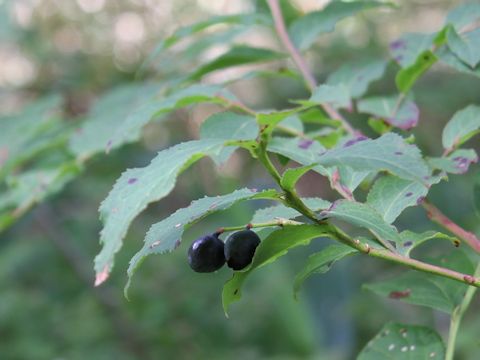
[94,265,110,286]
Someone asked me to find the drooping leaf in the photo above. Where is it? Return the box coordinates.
[317,133,430,183]
[327,60,387,98]
[364,250,474,313]
[126,188,280,296]
[69,83,162,160]
[447,27,480,68]
[446,2,480,31]
[222,224,332,314]
[428,149,478,174]
[289,1,388,51]
[319,200,401,248]
[189,46,286,81]
[357,322,445,359]
[200,111,258,164]
[442,104,480,150]
[95,139,229,283]
[293,244,356,298]
[396,50,437,93]
[357,96,419,130]
[367,175,429,224]
[396,230,458,257]
[105,84,238,155]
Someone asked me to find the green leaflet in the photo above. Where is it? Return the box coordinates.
[280,165,316,193]
[428,149,478,175]
[94,139,227,284]
[446,27,480,68]
[293,244,357,298]
[69,83,161,159]
[367,175,429,224]
[357,322,445,359]
[442,105,480,150]
[126,188,280,297]
[357,96,419,130]
[396,50,437,93]
[364,250,474,313]
[222,224,332,315]
[317,133,430,184]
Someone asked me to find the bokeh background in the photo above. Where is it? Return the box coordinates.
[1,0,479,359]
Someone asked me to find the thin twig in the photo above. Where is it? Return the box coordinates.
[422,199,480,253]
[266,0,355,135]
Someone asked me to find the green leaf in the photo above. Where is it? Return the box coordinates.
[94,139,228,283]
[437,46,480,78]
[106,84,238,155]
[256,109,303,138]
[293,244,356,298]
[447,27,480,68]
[189,46,286,81]
[364,250,474,313]
[139,13,272,73]
[428,149,478,174]
[357,96,419,130]
[446,2,480,31]
[396,50,437,93]
[357,322,445,359]
[250,198,331,224]
[222,224,332,314]
[0,162,82,232]
[319,200,401,248]
[126,188,280,296]
[199,111,258,164]
[442,104,480,150]
[0,95,63,176]
[280,165,316,193]
[289,1,388,50]
[367,175,429,224]
[327,60,387,98]
[304,84,351,109]
[396,230,458,257]
[69,83,161,160]
[268,136,370,193]
[317,133,430,183]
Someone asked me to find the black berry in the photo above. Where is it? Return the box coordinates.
[188,234,225,273]
[224,229,260,270]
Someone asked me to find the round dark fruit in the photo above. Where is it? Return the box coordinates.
[188,234,225,273]
[224,229,261,270]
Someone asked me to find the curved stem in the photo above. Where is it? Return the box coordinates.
[445,262,480,360]
[423,199,480,253]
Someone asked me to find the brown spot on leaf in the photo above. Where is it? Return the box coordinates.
[389,289,411,299]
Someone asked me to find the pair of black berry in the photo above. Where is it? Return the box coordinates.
[187,229,260,272]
